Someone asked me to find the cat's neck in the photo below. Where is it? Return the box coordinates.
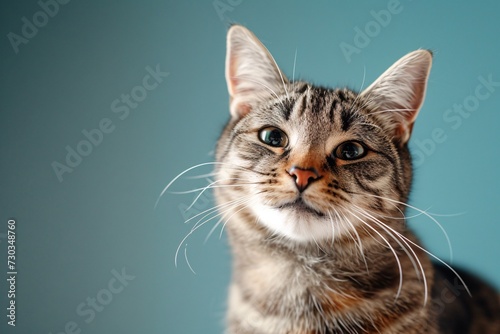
[226,206,414,282]
[224,208,434,333]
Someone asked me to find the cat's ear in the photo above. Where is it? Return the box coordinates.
[359,50,432,145]
[225,25,288,119]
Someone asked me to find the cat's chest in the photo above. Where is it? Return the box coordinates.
[237,251,353,308]
[229,251,375,334]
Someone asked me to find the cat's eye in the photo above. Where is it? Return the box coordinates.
[258,127,288,148]
[334,141,366,160]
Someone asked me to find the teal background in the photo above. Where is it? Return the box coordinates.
[1,1,499,333]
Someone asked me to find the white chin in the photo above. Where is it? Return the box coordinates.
[252,203,348,243]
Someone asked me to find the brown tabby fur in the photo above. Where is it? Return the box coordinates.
[213,25,500,334]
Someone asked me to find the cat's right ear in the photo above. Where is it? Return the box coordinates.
[225,25,288,119]
[359,50,432,145]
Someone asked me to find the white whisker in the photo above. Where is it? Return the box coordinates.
[175,195,252,267]
[352,206,428,305]
[338,209,369,273]
[346,208,404,300]
[350,65,367,110]
[396,232,471,297]
[205,196,255,243]
[155,161,263,208]
[184,244,196,275]
[219,199,255,239]
[185,194,249,228]
[242,31,289,99]
[360,193,453,263]
[155,162,241,208]
[327,211,336,246]
[169,180,254,195]
[185,172,218,179]
[233,75,287,110]
[369,108,413,116]
[423,211,467,218]
[183,178,255,212]
[175,216,210,268]
[204,215,226,244]
[292,48,298,83]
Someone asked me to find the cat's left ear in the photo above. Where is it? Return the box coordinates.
[359,50,432,145]
[225,25,289,119]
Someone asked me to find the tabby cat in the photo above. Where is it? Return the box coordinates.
[210,25,500,333]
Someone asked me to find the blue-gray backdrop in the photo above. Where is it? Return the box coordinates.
[1,1,499,333]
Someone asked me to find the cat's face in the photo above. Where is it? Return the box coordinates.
[215,26,432,243]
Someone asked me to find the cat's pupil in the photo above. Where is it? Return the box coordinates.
[259,127,287,147]
[336,141,365,160]
[268,130,282,146]
[344,144,358,159]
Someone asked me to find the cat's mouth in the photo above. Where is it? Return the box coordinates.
[278,199,325,217]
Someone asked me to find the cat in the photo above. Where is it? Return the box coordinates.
[197,25,500,333]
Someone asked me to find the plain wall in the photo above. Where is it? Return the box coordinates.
[1,1,499,333]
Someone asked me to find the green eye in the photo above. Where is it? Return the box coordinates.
[258,127,288,148]
[335,141,366,160]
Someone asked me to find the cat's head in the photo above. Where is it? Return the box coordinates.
[215,25,432,243]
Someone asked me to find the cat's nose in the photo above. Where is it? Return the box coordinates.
[287,166,321,192]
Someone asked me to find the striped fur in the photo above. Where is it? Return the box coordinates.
[214,25,500,334]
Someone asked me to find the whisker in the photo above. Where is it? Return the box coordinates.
[232,75,287,110]
[346,208,404,300]
[333,209,362,257]
[185,195,249,226]
[337,209,369,273]
[155,161,263,208]
[350,65,367,110]
[175,196,252,267]
[183,178,256,212]
[190,196,254,234]
[368,108,414,116]
[217,200,251,239]
[219,199,255,239]
[372,210,426,221]
[185,172,218,179]
[242,31,289,100]
[292,48,298,83]
[395,232,471,297]
[156,162,221,208]
[358,192,453,263]
[175,216,210,267]
[204,215,226,244]
[339,209,357,250]
[422,211,467,218]
[269,55,289,100]
[205,196,255,243]
[184,243,196,275]
[310,227,327,254]
[357,122,383,131]
[327,211,336,246]
[352,206,427,305]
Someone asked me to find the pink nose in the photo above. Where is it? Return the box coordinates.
[287,166,320,192]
